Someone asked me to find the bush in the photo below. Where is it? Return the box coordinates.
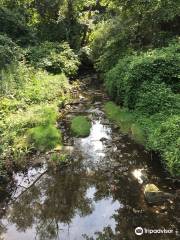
[148,115,180,176]
[135,82,179,115]
[90,19,133,73]
[1,105,60,157]
[26,42,80,76]
[0,34,22,70]
[105,56,132,104]
[70,116,91,137]
[0,62,70,103]
[0,63,32,97]
[0,67,71,159]
[105,42,180,109]
[0,6,34,44]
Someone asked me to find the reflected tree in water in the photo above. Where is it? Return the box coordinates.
[6,171,95,239]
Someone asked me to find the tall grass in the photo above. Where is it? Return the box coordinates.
[0,63,72,165]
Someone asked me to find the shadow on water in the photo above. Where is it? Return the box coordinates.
[0,87,179,240]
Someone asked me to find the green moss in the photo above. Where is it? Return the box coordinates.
[104,101,145,142]
[28,125,62,151]
[0,66,72,160]
[131,123,146,144]
[70,116,91,137]
[1,104,64,159]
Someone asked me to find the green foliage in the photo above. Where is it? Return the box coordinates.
[0,104,59,160]
[131,123,146,145]
[0,65,71,160]
[104,102,134,133]
[0,62,70,102]
[105,42,180,109]
[70,116,91,137]
[50,153,69,166]
[135,82,179,115]
[0,63,32,97]
[90,19,133,72]
[105,56,132,104]
[26,42,80,76]
[0,6,34,44]
[19,72,70,104]
[1,104,60,157]
[0,34,23,70]
[104,101,180,176]
[28,125,61,151]
[148,115,180,176]
[90,0,180,72]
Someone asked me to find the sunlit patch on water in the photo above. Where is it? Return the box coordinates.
[132,169,145,184]
[74,119,111,165]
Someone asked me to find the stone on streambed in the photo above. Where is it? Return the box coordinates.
[100,137,108,142]
[54,145,74,155]
[113,136,122,142]
[144,184,175,204]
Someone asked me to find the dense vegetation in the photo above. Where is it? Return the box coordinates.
[0,0,180,177]
[90,1,180,177]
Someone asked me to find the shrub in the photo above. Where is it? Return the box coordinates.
[135,82,178,115]
[70,116,91,137]
[0,6,34,44]
[26,42,80,76]
[148,115,180,176]
[0,63,32,97]
[90,18,133,73]
[0,103,65,161]
[105,42,180,109]
[105,56,132,104]
[0,34,23,70]
[0,61,70,104]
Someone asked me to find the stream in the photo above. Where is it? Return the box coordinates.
[0,84,179,240]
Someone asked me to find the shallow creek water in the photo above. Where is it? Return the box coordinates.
[0,88,179,240]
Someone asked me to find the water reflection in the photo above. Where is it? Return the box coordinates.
[132,169,145,184]
[1,165,178,240]
[74,119,111,167]
[0,103,179,240]
[1,171,122,240]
